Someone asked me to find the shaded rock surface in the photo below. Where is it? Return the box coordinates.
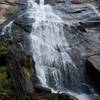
[85,59,100,94]
[84,49,100,94]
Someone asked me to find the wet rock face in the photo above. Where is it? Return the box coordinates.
[71,0,94,4]
[45,0,66,4]
[70,0,99,5]
[17,0,27,15]
[57,0,100,96]
[14,15,35,33]
[36,0,65,5]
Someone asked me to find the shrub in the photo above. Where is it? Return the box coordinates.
[0,66,11,90]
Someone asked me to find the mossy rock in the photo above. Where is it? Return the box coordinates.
[20,55,33,79]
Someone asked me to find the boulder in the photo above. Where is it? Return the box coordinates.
[85,55,100,93]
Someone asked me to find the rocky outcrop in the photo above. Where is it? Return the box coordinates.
[84,49,100,93]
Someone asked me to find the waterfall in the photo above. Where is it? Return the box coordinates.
[27,0,85,91]
[1,0,100,99]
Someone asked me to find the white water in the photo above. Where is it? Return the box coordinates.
[28,0,68,87]
[28,0,85,91]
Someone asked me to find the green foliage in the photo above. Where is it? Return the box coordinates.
[7,5,17,15]
[0,42,15,52]
[0,41,11,92]
[0,66,11,90]
[23,67,32,79]
[0,42,9,56]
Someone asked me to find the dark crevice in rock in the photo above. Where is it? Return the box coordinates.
[85,60,100,94]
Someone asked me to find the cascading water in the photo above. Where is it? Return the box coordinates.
[27,0,85,91]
